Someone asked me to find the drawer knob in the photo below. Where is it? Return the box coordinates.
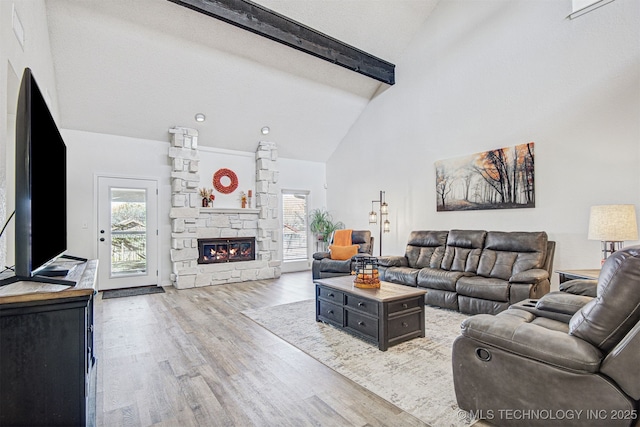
[402,322,408,327]
[328,310,334,314]
[402,303,408,309]
[358,321,365,326]
[328,293,334,297]
[358,302,365,307]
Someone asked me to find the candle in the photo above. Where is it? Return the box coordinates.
[248,190,252,197]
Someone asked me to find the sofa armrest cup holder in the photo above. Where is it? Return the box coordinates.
[475,347,492,362]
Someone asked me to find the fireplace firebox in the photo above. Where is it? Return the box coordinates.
[198,237,256,264]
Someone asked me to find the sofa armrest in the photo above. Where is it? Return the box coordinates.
[559,279,598,297]
[509,268,549,284]
[601,321,640,400]
[377,255,408,268]
[312,251,331,261]
[460,309,603,373]
[535,291,593,317]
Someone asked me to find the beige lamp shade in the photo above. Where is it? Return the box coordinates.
[588,205,639,241]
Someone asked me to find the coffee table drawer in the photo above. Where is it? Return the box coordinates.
[388,311,422,339]
[388,296,423,314]
[317,286,344,304]
[345,295,378,316]
[318,300,343,325]
[346,311,378,340]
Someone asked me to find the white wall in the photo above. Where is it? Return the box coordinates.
[327,0,640,290]
[0,0,60,268]
[63,130,173,285]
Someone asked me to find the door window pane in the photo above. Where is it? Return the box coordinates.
[110,188,147,276]
[282,192,308,262]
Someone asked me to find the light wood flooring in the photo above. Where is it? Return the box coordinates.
[95,271,430,427]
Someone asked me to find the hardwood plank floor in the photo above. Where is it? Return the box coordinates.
[95,272,431,427]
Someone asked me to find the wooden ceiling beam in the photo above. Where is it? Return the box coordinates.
[167,0,395,85]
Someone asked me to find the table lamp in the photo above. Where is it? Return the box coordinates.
[588,204,638,263]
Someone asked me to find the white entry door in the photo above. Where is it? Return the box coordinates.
[97,176,159,291]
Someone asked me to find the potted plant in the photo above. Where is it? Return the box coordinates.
[309,209,345,243]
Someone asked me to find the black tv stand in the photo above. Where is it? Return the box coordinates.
[39,266,71,277]
[0,274,76,287]
[0,260,98,427]
[0,256,91,287]
[61,254,88,262]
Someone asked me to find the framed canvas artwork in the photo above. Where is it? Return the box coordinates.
[435,142,535,211]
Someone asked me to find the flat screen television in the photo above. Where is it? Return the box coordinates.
[0,68,75,286]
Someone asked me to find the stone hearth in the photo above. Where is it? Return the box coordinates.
[168,127,281,289]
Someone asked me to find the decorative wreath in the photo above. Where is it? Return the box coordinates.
[213,168,239,194]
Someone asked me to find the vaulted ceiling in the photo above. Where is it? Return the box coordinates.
[45,0,439,161]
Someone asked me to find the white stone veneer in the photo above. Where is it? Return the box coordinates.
[168,127,281,289]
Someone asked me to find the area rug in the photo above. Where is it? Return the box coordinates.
[242,299,474,427]
[101,285,165,299]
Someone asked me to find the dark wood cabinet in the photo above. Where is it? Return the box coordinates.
[0,260,98,426]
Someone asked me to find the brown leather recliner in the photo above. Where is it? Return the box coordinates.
[452,245,640,426]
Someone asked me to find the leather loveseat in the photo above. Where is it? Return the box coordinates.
[378,230,555,315]
[312,230,374,280]
[452,245,640,426]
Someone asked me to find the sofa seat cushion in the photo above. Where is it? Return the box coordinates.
[317,258,352,274]
[461,309,602,373]
[417,268,466,292]
[384,267,419,286]
[456,276,510,302]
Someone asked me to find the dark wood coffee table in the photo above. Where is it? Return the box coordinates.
[314,275,427,351]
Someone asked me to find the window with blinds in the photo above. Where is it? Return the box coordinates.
[282,192,309,262]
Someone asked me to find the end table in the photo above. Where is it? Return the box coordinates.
[556,269,600,284]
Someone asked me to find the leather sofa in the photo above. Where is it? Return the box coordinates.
[312,230,374,279]
[452,245,640,426]
[378,230,555,315]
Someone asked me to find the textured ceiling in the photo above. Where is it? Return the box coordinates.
[45,0,439,161]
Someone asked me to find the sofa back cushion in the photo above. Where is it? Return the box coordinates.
[351,230,373,254]
[405,231,448,268]
[441,230,486,273]
[570,246,640,352]
[477,231,548,280]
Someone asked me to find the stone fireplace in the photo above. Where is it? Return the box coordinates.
[168,127,281,289]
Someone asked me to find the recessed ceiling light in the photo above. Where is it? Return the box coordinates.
[261,126,270,135]
[195,113,206,122]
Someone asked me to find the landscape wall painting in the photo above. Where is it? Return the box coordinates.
[435,142,535,212]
